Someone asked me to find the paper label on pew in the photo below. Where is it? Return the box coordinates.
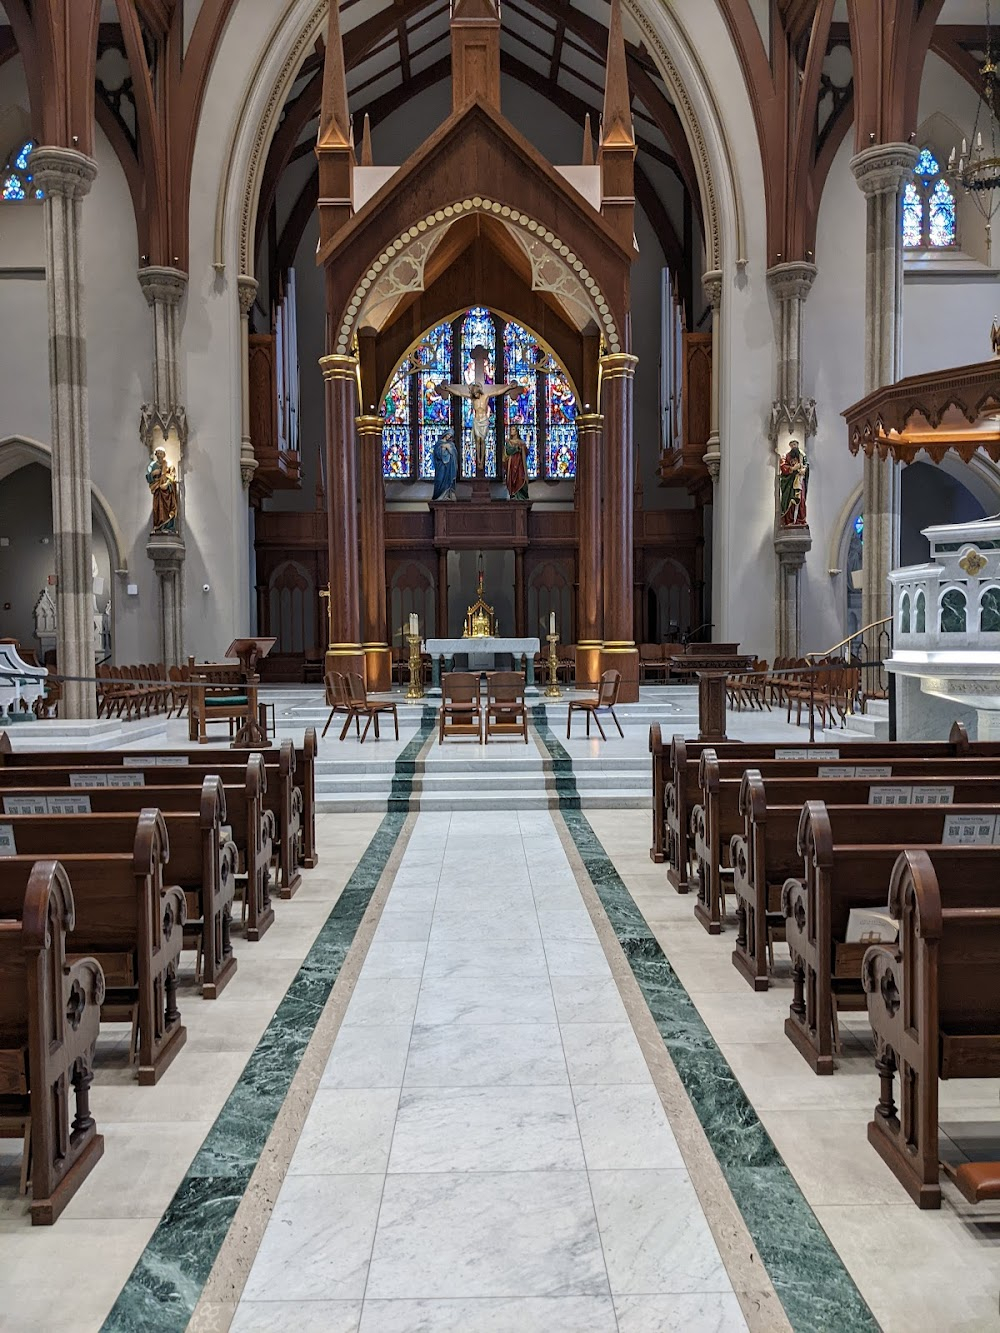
[70,771,107,787]
[818,765,855,778]
[47,794,92,814]
[775,748,840,761]
[855,765,892,778]
[0,824,15,856]
[910,785,955,805]
[3,794,48,816]
[106,772,144,788]
[868,785,913,806]
[123,755,188,767]
[942,813,998,845]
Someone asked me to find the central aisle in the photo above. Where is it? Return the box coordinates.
[230,811,748,1332]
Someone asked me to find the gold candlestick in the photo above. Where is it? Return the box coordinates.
[406,631,424,700]
[545,633,562,698]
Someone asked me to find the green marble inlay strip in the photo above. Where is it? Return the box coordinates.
[531,704,880,1333]
[100,711,437,1333]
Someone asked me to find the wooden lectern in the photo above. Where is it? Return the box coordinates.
[187,638,275,747]
[226,638,276,747]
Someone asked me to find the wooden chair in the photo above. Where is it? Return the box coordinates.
[322,670,355,740]
[485,671,528,744]
[439,672,482,744]
[567,669,623,740]
[345,672,399,743]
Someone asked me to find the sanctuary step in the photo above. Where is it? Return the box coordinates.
[823,697,890,742]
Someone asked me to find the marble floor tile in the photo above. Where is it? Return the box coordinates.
[358,1295,618,1332]
[381,884,440,913]
[359,939,428,979]
[614,1292,749,1332]
[428,907,542,943]
[242,1174,385,1302]
[320,1025,414,1089]
[542,937,612,976]
[59,1121,212,1220]
[388,1086,584,1173]
[536,908,600,942]
[560,1024,654,1085]
[342,976,423,1027]
[572,1086,683,1171]
[415,972,558,1026]
[288,1088,401,1175]
[366,1171,608,1299]
[231,1300,362,1333]
[421,936,549,977]
[549,974,629,1025]
[403,1021,568,1087]
[589,1169,734,1296]
[370,910,434,943]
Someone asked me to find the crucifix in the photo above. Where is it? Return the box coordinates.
[435,344,519,478]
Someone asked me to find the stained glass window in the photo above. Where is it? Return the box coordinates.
[545,361,578,478]
[1,140,42,202]
[504,321,540,478]
[461,307,496,477]
[415,322,453,480]
[854,514,864,539]
[902,148,956,249]
[381,358,411,479]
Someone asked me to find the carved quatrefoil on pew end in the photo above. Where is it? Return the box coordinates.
[66,978,86,1032]
[880,968,901,1018]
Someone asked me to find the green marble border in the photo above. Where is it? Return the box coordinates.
[531,705,881,1333]
[100,710,437,1333]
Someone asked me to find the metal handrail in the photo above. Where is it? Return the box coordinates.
[805,616,892,662]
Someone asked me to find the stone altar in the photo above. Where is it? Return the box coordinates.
[424,636,541,692]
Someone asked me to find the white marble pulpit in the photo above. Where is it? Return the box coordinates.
[424,637,541,690]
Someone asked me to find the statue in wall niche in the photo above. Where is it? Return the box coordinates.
[991,318,1000,359]
[504,424,530,501]
[146,448,178,534]
[779,440,810,528]
[432,430,458,502]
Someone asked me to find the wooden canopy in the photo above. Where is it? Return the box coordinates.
[843,360,1000,464]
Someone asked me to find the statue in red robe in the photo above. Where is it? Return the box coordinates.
[504,425,530,501]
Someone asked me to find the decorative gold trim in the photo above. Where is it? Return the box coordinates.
[576,639,605,648]
[320,353,360,382]
[603,641,638,652]
[355,414,383,435]
[599,353,639,379]
[576,414,605,430]
[327,643,364,653]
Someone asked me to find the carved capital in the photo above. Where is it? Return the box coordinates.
[849,143,919,198]
[320,352,360,382]
[702,269,723,312]
[766,261,818,304]
[237,274,259,319]
[240,447,258,489]
[138,266,188,308]
[703,435,721,482]
[355,413,383,440]
[145,530,186,574]
[140,404,189,451]
[599,352,639,380]
[768,399,818,442]
[30,146,98,199]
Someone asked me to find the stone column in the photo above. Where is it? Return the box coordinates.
[237,276,259,490]
[850,143,919,633]
[575,412,604,688]
[356,413,391,692]
[767,261,818,657]
[139,266,188,665]
[701,271,723,483]
[600,354,640,701]
[32,148,99,719]
[320,354,364,681]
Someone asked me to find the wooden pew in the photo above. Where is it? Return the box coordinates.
[0,774,237,998]
[781,800,1000,1075]
[0,860,105,1224]
[863,847,1000,1208]
[0,756,274,942]
[0,726,319,886]
[731,768,1000,991]
[0,810,187,1085]
[649,720,980,874]
[691,749,1000,934]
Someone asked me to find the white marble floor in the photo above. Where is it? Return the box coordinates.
[231,812,748,1333]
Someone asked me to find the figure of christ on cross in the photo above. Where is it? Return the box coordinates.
[435,343,520,478]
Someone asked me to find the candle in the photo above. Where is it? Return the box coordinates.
[549,611,556,634]
[409,612,418,635]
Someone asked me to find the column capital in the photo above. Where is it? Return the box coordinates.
[30,147,98,199]
[850,142,919,197]
[237,274,259,318]
[576,413,605,430]
[355,413,383,436]
[702,269,723,311]
[138,266,187,308]
[765,261,818,302]
[599,352,639,379]
[321,352,360,382]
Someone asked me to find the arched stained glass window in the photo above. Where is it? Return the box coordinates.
[381,308,578,483]
[2,139,42,202]
[902,148,957,249]
[854,514,864,539]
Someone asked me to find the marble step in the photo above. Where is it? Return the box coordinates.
[315,788,651,813]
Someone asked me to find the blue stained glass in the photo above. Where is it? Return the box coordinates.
[415,321,453,480]
[381,358,411,478]
[3,142,39,202]
[854,514,864,538]
[545,364,578,478]
[14,140,33,172]
[2,173,25,201]
[503,321,539,478]
[902,181,922,248]
[929,177,957,248]
[461,306,496,477]
[915,147,940,182]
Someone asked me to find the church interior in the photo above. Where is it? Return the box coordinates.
[3,1,1000,1330]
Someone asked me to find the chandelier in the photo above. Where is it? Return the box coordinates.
[946,0,1000,243]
